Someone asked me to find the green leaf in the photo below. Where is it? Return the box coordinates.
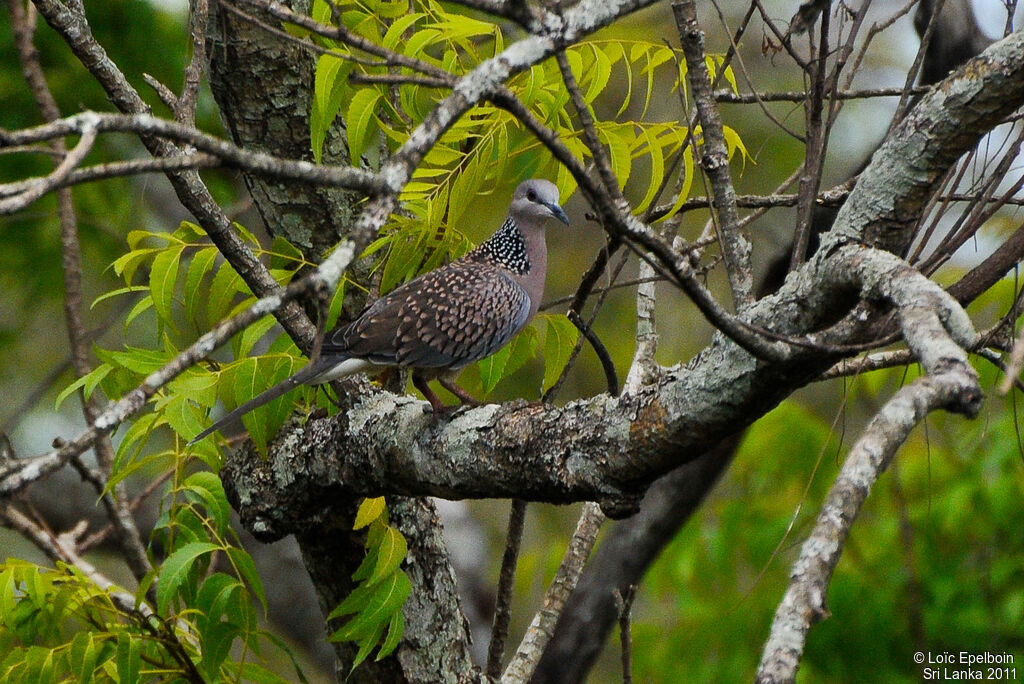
[123,296,155,331]
[349,620,387,670]
[111,248,158,286]
[599,125,632,188]
[403,28,441,59]
[115,632,139,684]
[160,392,207,444]
[634,127,666,212]
[91,285,149,309]
[197,572,242,627]
[637,45,675,117]
[126,228,164,250]
[105,448,174,497]
[198,621,238,681]
[239,662,293,684]
[196,573,243,678]
[351,542,380,584]
[380,230,427,294]
[368,527,407,585]
[234,360,272,451]
[95,345,170,375]
[656,145,697,222]
[312,54,354,163]
[55,364,112,410]
[235,315,279,359]
[325,276,349,330]
[207,260,248,328]
[584,43,612,103]
[268,235,306,269]
[183,471,231,535]
[477,344,511,395]
[232,221,261,247]
[723,124,751,166]
[354,497,386,529]
[149,244,185,328]
[381,13,423,50]
[168,370,220,408]
[69,632,96,684]
[156,541,219,615]
[375,610,404,661]
[334,571,411,642]
[541,314,580,393]
[477,326,538,394]
[184,246,219,325]
[227,546,267,614]
[347,88,384,165]
[113,410,163,466]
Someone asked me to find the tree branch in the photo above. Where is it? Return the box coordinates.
[0,112,385,206]
[672,0,753,307]
[30,0,318,349]
[0,243,354,496]
[755,367,980,682]
[500,502,605,682]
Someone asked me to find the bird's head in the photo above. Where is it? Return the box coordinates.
[510,179,570,226]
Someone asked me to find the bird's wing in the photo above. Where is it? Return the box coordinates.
[323,261,531,370]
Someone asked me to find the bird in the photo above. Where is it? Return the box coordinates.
[190,179,569,444]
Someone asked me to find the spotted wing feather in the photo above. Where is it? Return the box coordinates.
[323,260,531,371]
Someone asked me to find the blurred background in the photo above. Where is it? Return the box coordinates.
[2,0,1023,681]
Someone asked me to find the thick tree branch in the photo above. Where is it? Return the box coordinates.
[531,7,1008,681]
[821,29,1024,256]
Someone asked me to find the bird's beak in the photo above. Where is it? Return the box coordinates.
[546,201,570,225]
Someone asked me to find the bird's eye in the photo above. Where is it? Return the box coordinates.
[526,189,537,202]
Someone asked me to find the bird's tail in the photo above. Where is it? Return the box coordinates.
[188,356,338,445]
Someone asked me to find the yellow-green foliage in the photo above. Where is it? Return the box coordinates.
[0,470,306,683]
[326,497,411,671]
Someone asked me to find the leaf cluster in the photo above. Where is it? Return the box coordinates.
[305,0,746,285]
[326,497,411,671]
[56,220,349,456]
[0,464,305,683]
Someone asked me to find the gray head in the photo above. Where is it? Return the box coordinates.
[509,179,570,226]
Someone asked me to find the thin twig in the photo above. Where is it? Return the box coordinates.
[615,585,636,684]
[176,0,208,124]
[0,154,222,198]
[486,498,528,681]
[673,0,754,308]
[567,310,620,396]
[501,502,606,683]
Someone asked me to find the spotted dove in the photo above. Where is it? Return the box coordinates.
[190,179,569,443]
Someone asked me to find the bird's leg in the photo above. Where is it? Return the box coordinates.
[439,376,480,407]
[412,373,447,413]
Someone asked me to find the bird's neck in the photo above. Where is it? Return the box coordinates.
[472,217,531,274]
[472,215,547,317]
